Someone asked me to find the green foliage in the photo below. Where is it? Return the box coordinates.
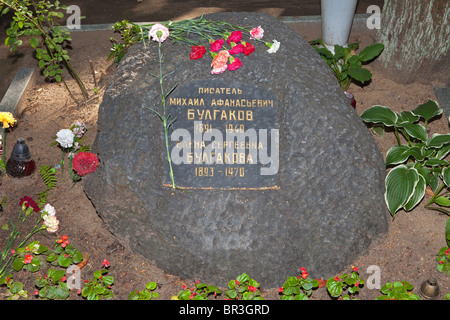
[225,273,263,300]
[176,281,221,300]
[81,267,114,300]
[375,281,420,300]
[310,39,384,91]
[279,274,319,300]
[0,276,28,300]
[0,0,88,101]
[326,268,364,300]
[38,165,57,205]
[46,237,83,268]
[360,100,450,217]
[436,246,450,275]
[129,281,160,300]
[12,240,48,273]
[34,268,70,300]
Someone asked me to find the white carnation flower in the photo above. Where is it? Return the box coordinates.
[42,203,56,216]
[267,40,280,53]
[56,129,74,148]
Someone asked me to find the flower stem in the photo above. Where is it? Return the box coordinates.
[157,41,176,189]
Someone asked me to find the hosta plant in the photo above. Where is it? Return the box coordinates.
[360,100,450,217]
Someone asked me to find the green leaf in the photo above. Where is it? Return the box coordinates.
[347,67,372,83]
[401,122,427,141]
[442,167,450,187]
[397,111,420,125]
[427,134,450,149]
[30,37,39,48]
[384,165,419,215]
[434,196,450,207]
[412,100,442,123]
[385,145,423,166]
[12,258,24,271]
[326,278,343,298]
[358,43,384,62]
[360,105,398,127]
[404,173,426,211]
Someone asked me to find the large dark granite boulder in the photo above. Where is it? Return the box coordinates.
[84,12,389,287]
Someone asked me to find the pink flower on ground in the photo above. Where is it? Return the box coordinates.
[228,58,242,71]
[211,50,230,75]
[250,26,264,40]
[210,39,224,52]
[24,254,33,264]
[102,259,111,268]
[227,31,242,45]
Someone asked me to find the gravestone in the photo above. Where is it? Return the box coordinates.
[84,12,389,287]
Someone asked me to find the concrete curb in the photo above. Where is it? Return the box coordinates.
[0,68,34,115]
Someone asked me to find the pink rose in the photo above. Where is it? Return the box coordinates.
[228,58,242,71]
[229,43,244,55]
[227,31,242,45]
[250,26,264,40]
[210,39,224,52]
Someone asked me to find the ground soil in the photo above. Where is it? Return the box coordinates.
[0,17,449,301]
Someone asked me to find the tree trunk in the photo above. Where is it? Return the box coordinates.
[375,0,449,85]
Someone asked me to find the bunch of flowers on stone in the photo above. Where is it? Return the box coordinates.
[189,26,280,74]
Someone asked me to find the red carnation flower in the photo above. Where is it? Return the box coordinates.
[229,43,245,55]
[210,39,224,52]
[228,58,242,71]
[72,152,99,176]
[243,42,255,56]
[190,45,206,60]
[20,196,40,213]
[227,31,242,45]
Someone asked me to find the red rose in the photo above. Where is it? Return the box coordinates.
[189,45,206,60]
[243,42,255,56]
[210,39,224,52]
[227,31,242,45]
[72,152,99,176]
